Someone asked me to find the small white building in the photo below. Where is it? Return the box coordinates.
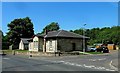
[19,38,32,50]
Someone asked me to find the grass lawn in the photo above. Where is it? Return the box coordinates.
[86,52,103,54]
[2,49,29,54]
[2,50,13,54]
[15,50,29,52]
[79,51,103,55]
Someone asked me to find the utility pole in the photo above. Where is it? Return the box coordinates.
[83,23,86,52]
[43,27,47,52]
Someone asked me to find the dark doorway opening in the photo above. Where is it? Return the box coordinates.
[72,43,76,51]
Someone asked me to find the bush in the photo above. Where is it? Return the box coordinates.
[2,42,9,50]
[12,44,19,50]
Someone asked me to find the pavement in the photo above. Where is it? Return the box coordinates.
[110,59,118,70]
[2,55,100,71]
[2,50,119,72]
[108,50,119,71]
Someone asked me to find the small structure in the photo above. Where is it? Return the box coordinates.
[107,44,116,50]
[95,43,117,50]
[31,30,89,52]
[31,34,44,52]
[19,38,32,50]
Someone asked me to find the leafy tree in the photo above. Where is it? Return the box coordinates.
[70,26,120,46]
[6,17,34,49]
[41,22,60,34]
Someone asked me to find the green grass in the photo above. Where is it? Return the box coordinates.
[86,52,103,54]
[2,49,29,54]
[2,50,13,54]
[15,50,29,52]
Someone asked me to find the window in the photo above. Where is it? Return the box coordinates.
[49,40,53,51]
[49,40,52,48]
[34,41,38,48]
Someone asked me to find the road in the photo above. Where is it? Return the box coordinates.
[2,50,118,72]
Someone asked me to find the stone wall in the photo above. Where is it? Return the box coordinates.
[39,38,44,51]
[57,38,83,52]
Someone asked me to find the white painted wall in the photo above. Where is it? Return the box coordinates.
[46,39,57,52]
[33,36,39,41]
[29,42,38,51]
[33,36,39,52]
[19,40,24,50]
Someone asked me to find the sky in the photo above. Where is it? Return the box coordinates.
[0,2,2,30]
[2,2,118,35]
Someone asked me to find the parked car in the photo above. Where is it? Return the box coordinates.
[96,46,109,53]
[87,46,96,52]
[96,47,103,52]
[102,47,109,53]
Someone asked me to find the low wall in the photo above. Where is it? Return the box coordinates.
[3,50,82,57]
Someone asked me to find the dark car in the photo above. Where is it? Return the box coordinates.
[102,47,109,53]
[96,46,109,53]
[96,47,103,52]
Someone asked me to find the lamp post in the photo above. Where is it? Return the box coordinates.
[83,24,86,52]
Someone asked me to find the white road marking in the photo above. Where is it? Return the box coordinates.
[109,60,118,71]
[98,58,106,61]
[51,60,116,71]
[89,59,96,61]
[30,57,115,71]
[89,58,106,61]
[3,58,10,60]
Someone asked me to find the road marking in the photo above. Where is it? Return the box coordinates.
[29,57,115,71]
[89,58,106,61]
[98,58,106,61]
[3,58,10,60]
[109,60,118,71]
[89,59,96,61]
[51,60,115,71]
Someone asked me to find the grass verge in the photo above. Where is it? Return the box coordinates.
[86,52,103,54]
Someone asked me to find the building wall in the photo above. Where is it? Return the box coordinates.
[46,39,57,52]
[107,44,116,50]
[32,36,44,52]
[29,42,38,51]
[38,38,44,51]
[33,36,39,51]
[19,40,24,50]
[45,38,83,52]
[57,38,83,52]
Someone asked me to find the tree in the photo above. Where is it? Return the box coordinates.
[70,26,120,46]
[41,22,60,34]
[6,17,34,49]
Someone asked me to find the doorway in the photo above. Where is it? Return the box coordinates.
[72,43,76,51]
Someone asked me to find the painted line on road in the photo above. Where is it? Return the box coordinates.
[109,60,118,71]
[89,58,106,61]
[51,60,115,71]
[3,58,10,60]
[27,57,116,71]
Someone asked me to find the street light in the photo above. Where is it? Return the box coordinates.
[83,23,86,52]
